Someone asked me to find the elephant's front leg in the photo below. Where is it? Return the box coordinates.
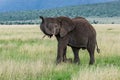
[63,47,67,62]
[63,47,72,63]
[56,37,68,64]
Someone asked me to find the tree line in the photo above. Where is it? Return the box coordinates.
[0,1,120,24]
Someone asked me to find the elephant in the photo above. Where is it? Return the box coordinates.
[39,16,100,65]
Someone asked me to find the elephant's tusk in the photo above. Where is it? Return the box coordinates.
[53,27,56,36]
[42,35,46,39]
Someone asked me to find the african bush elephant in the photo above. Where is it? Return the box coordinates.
[39,16,100,65]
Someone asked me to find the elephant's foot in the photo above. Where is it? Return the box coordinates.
[89,60,95,65]
[74,58,80,65]
[56,58,63,64]
[63,58,72,63]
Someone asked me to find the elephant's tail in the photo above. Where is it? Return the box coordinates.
[96,42,100,53]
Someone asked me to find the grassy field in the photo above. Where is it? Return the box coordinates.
[0,24,120,80]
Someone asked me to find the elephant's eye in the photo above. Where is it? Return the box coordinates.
[47,24,49,27]
[54,24,58,27]
[48,23,53,26]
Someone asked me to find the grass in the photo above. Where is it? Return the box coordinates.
[0,24,120,80]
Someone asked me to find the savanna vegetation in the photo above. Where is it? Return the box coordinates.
[0,1,120,24]
[0,24,120,80]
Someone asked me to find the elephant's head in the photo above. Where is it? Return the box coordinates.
[40,16,75,37]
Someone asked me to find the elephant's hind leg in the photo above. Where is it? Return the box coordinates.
[87,42,95,65]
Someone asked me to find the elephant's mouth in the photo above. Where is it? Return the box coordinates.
[42,34,53,39]
[48,35,53,38]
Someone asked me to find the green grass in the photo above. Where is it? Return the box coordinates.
[0,25,120,80]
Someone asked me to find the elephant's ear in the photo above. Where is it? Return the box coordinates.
[57,17,75,37]
[39,16,44,23]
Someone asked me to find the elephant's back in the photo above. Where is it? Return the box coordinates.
[68,17,97,48]
[72,18,96,37]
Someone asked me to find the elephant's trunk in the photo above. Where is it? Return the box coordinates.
[53,27,57,36]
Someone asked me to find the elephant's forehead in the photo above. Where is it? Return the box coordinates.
[45,18,57,23]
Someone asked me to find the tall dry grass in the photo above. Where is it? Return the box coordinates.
[0,24,120,80]
[72,65,120,80]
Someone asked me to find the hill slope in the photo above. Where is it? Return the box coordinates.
[0,1,120,24]
[0,0,115,12]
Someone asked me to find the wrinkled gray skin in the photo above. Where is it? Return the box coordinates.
[40,16,100,65]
